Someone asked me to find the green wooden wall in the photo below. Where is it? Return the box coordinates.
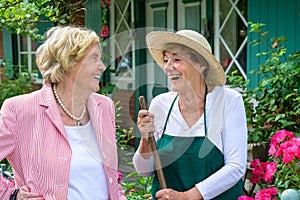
[85,0,102,35]
[247,0,300,88]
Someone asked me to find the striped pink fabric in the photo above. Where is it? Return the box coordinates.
[0,84,126,200]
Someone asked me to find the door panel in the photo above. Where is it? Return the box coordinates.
[214,0,248,82]
[145,0,174,100]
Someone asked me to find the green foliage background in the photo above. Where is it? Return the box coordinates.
[229,22,300,143]
[0,0,85,40]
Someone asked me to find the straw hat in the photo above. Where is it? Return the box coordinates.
[146,30,226,86]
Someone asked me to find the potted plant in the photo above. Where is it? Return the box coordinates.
[238,129,300,200]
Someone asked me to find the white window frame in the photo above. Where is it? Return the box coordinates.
[17,35,42,84]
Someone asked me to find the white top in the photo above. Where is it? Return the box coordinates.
[65,121,109,200]
[133,86,248,200]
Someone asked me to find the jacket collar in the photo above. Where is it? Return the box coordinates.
[39,84,67,138]
[39,84,105,145]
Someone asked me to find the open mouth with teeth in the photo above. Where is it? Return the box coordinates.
[170,74,180,81]
[93,75,101,80]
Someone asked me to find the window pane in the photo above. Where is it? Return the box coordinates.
[31,39,37,51]
[20,36,28,51]
[31,54,38,72]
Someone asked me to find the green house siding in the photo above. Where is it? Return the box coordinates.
[2,30,14,78]
[37,17,54,79]
[85,0,102,34]
[247,0,300,88]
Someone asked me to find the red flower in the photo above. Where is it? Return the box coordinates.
[255,187,277,200]
[239,187,278,200]
[241,131,299,200]
[263,162,276,182]
[238,196,254,200]
[117,171,122,183]
[250,159,261,168]
[250,160,276,184]
[101,0,110,6]
[101,25,109,37]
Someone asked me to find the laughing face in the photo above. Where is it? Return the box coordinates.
[74,45,106,93]
[163,50,206,93]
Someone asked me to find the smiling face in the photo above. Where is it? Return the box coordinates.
[162,45,207,93]
[71,45,106,93]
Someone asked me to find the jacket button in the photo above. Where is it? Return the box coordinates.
[109,177,113,184]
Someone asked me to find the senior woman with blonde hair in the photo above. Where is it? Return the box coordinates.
[0,26,126,200]
[133,30,247,200]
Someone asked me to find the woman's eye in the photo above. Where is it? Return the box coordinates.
[174,58,181,62]
[94,56,101,62]
[163,57,169,63]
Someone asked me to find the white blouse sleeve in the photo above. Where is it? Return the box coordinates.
[133,93,172,177]
[132,151,155,177]
[196,90,248,199]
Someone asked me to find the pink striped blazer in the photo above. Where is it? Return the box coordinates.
[0,84,126,200]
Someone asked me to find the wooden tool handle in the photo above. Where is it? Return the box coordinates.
[139,96,167,189]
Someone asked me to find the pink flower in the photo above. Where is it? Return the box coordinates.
[250,159,264,184]
[101,25,109,37]
[263,162,277,182]
[250,174,261,184]
[252,164,264,176]
[246,130,299,199]
[269,130,294,156]
[250,161,277,184]
[250,159,261,168]
[255,187,277,200]
[280,141,298,163]
[238,196,254,200]
[117,171,122,183]
[272,130,294,144]
[269,130,300,164]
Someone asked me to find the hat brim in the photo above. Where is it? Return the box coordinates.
[146,31,226,86]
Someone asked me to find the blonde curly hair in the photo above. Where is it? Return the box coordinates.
[36,26,100,84]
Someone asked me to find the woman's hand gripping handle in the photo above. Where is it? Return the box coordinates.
[138,96,167,189]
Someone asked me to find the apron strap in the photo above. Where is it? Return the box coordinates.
[162,85,208,135]
[204,84,208,136]
[162,94,178,133]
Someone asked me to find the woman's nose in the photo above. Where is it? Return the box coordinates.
[166,57,173,67]
[164,66,176,75]
[99,60,106,71]
[164,58,175,72]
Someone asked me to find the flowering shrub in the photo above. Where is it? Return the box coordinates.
[100,0,110,39]
[101,25,109,37]
[240,130,300,200]
[228,23,300,144]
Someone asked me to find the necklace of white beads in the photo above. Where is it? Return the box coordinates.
[53,84,87,126]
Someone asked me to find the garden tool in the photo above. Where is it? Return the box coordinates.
[139,96,167,189]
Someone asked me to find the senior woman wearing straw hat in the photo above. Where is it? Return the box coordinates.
[133,30,247,200]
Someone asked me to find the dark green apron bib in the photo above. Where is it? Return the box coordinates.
[151,93,243,200]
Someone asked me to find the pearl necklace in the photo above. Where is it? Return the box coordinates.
[53,84,87,126]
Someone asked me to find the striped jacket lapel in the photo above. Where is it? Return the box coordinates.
[39,84,67,140]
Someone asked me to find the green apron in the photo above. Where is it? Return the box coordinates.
[151,93,243,200]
